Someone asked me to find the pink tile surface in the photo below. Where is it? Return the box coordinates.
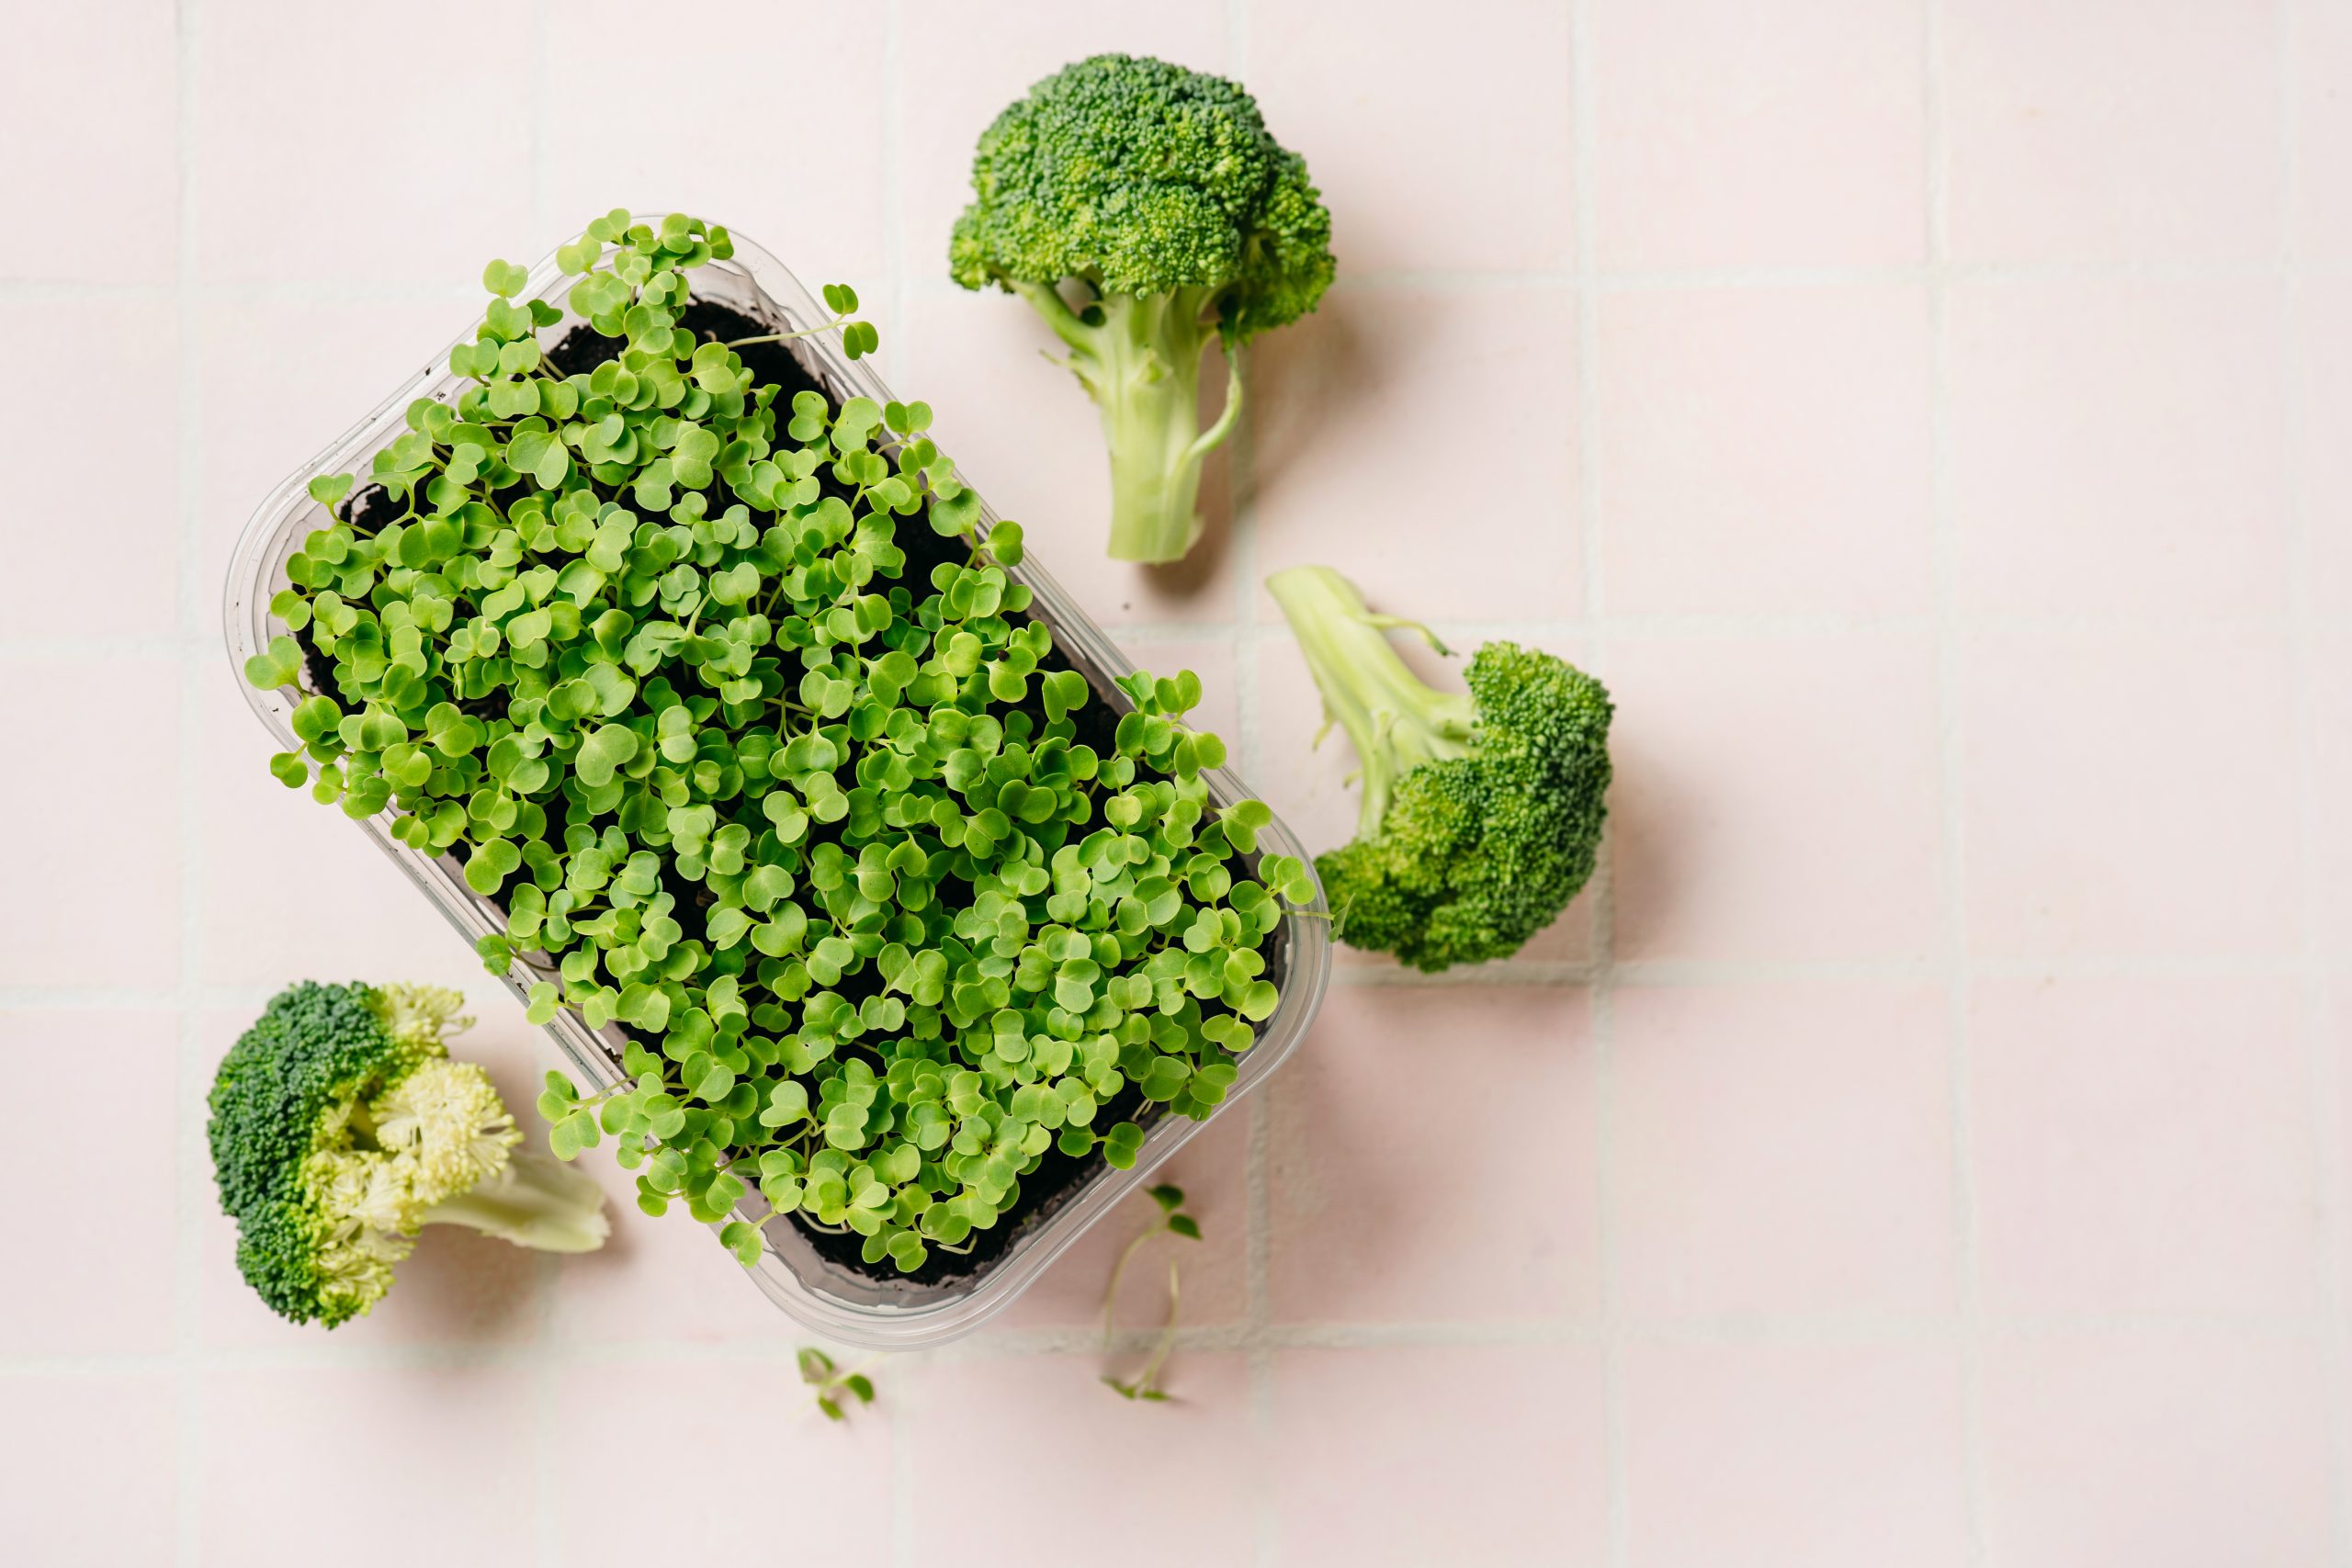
[6,3,2337,1556]
[1250,285,1580,622]
[0,657,182,987]
[1961,626,2299,960]
[0,299,180,641]
[1979,1332,2334,1566]
[1944,0,2280,265]
[0,1374,176,1563]
[0,2,177,285]
[1949,279,2286,617]
[541,0,888,280]
[0,1010,180,1356]
[2300,1,2352,260]
[1593,0,1925,271]
[910,1353,1258,1564]
[549,1353,893,1559]
[1271,1343,1608,1566]
[1269,986,1599,1323]
[1606,630,1943,964]
[1611,981,1957,1318]
[197,1363,537,1567]
[2315,624,2352,963]
[1623,1341,1972,1568]
[2299,281,2352,615]
[1970,976,2320,1315]
[1251,0,1575,273]
[1598,284,1934,616]
[191,5,535,287]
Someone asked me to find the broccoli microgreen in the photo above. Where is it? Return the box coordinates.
[797,1346,879,1422]
[1100,1181,1198,1402]
[250,211,1311,1280]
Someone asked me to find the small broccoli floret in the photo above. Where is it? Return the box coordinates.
[208,981,608,1327]
[950,53,1335,563]
[1267,567,1613,972]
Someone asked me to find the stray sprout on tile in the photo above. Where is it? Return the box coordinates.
[798,1346,879,1422]
[1102,1182,1197,1401]
[247,211,1314,1279]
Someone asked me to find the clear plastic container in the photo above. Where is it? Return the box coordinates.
[221,218,1331,1348]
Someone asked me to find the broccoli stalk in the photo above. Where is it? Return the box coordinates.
[1267,566,1476,834]
[1268,566,1614,972]
[1012,281,1243,563]
[415,1149,611,1252]
[209,981,609,1327]
[951,53,1334,564]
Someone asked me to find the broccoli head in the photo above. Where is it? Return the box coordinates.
[208,981,608,1327]
[1267,567,1613,972]
[950,53,1334,563]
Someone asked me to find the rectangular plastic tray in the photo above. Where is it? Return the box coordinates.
[221,219,1330,1348]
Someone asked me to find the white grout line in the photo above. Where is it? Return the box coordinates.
[13,258,2351,310]
[1921,4,1992,1562]
[1201,9,1290,1564]
[170,5,207,1563]
[2275,4,2349,1562]
[9,1302,2339,1380]
[1565,6,1631,1564]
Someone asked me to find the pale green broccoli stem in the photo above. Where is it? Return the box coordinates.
[1015,280,1242,564]
[419,1146,610,1253]
[1266,566,1476,836]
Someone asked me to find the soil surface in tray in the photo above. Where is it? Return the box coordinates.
[309,299,1285,1289]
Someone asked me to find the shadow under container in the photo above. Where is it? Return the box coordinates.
[222,219,1331,1349]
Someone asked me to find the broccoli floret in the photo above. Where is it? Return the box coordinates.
[1267,567,1613,972]
[208,981,608,1327]
[950,53,1335,563]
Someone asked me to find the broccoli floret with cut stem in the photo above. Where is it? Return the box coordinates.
[950,52,1334,564]
[207,980,608,1327]
[1267,566,1613,972]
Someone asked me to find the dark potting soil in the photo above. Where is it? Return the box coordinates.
[306,299,1286,1290]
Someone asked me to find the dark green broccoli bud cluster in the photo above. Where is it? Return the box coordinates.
[949,52,1333,330]
[208,982,425,1325]
[1268,568,1613,972]
[949,53,1335,563]
[208,981,606,1327]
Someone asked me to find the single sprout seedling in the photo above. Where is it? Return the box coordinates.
[1101,1182,1198,1401]
[1104,1262,1183,1403]
[798,1346,880,1422]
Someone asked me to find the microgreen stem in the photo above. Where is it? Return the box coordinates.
[1131,1262,1181,1391]
[1100,1217,1165,1349]
[723,314,852,350]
